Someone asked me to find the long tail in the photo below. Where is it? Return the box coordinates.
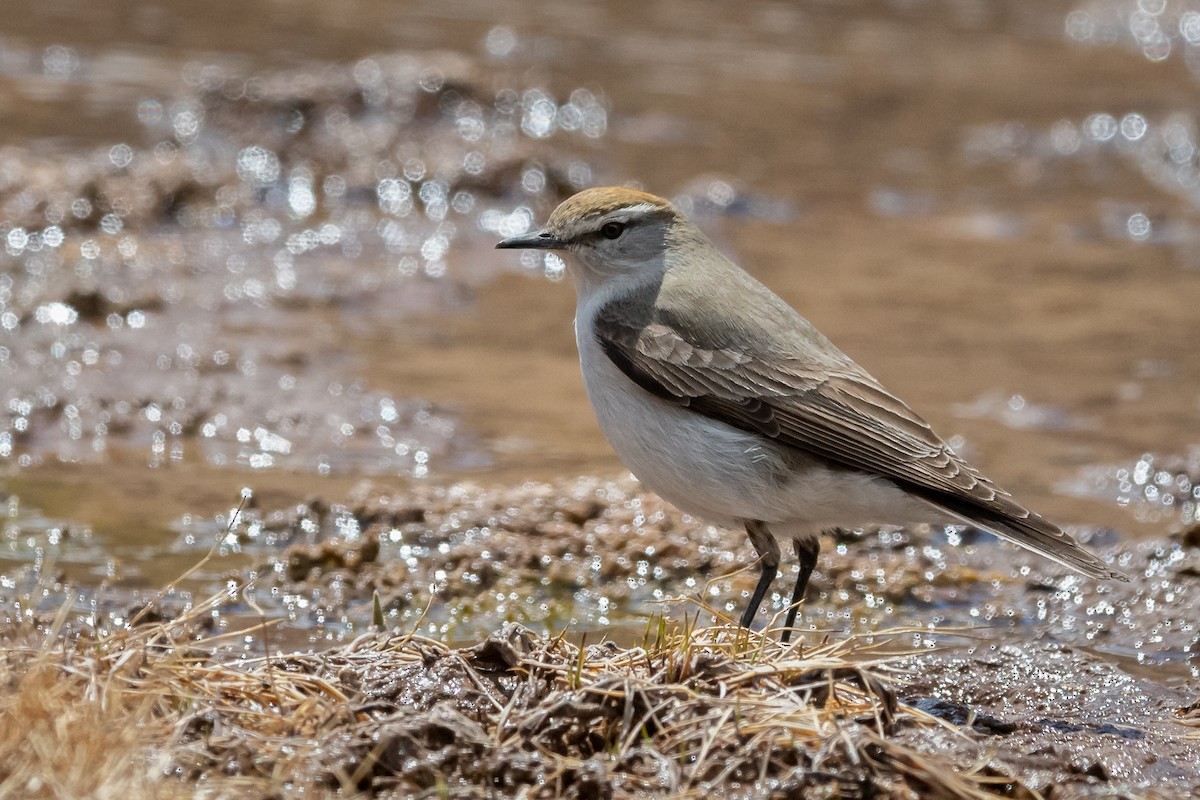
[913,490,1127,581]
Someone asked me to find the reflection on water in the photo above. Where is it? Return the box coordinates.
[963,109,1200,263]
[1062,447,1200,527]
[1067,0,1200,65]
[0,52,607,475]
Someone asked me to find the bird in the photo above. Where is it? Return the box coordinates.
[496,186,1127,642]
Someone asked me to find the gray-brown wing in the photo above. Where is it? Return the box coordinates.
[594,310,1125,581]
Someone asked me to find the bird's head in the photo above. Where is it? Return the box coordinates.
[497,187,687,295]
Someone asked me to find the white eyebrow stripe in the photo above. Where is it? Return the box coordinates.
[612,203,660,218]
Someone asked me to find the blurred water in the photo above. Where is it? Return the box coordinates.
[0,51,610,477]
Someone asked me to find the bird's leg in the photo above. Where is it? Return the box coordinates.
[781,533,821,644]
[741,520,780,629]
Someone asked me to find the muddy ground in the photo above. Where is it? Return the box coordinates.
[2,474,1199,798]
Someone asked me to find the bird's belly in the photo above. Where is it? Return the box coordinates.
[577,332,944,532]
[583,363,776,527]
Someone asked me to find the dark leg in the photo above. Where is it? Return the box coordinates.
[740,520,780,629]
[781,534,821,644]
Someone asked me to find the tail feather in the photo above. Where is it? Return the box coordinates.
[909,487,1127,581]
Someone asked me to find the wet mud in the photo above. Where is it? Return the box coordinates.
[3,493,1199,798]
[8,473,1198,796]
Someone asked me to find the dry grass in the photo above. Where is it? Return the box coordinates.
[0,584,1035,800]
[0,497,1038,798]
[0,661,174,799]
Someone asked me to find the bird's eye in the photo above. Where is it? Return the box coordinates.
[600,221,626,240]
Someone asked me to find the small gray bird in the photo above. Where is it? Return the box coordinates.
[497,187,1126,641]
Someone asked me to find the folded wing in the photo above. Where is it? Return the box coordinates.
[594,304,1125,581]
